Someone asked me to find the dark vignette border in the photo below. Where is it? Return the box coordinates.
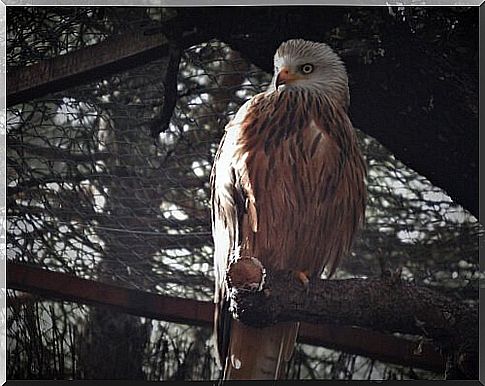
[3,3,484,386]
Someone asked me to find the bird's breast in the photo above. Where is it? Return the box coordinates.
[236,118,342,272]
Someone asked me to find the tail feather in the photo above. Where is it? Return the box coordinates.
[223,320,299,380]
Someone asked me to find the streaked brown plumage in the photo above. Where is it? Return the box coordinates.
[210,39,367,380]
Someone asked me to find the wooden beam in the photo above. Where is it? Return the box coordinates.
[7,32,170,107]
[298,323,442,374]
[7,261,212,327]
[7,261,444,373]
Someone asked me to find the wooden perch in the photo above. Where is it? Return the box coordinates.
[226,257,478,380]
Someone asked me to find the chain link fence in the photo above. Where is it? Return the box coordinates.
[6,6,481,380]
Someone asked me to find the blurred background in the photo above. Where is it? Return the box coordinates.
[6,6,481,380]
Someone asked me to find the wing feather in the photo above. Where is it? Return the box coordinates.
[210,99,255,366]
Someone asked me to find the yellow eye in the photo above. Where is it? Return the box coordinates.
[301,63,314,74]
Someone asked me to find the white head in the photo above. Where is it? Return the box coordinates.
[270,39,349,101]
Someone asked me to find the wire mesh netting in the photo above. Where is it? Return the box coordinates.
[6,6,481,380]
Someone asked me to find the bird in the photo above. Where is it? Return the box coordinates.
[210,39,367,380]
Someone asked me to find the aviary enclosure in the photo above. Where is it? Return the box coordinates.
[5,6,481,380]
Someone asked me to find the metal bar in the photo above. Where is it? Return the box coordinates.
[7,261,444,373]
[7,32,169,107]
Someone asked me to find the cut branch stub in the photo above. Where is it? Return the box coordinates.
[227,256,266,291]
[226,256,283,327]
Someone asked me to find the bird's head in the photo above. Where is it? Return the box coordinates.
[271,39,349,100]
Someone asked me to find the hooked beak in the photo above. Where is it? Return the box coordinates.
[275,67,301,88]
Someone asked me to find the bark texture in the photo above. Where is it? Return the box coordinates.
[227,257,478,380]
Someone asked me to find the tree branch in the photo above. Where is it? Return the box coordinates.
[226,257,478,380]
[149,43,182,137]
[8,140,111,163]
